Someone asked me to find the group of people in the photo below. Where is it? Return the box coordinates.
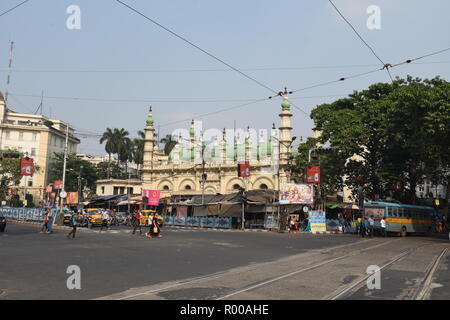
[64,209,162,239]
[358,216,387,238]
[288,216,309,233]
[131,210,162,238]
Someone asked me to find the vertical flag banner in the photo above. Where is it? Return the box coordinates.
[142,189,161,206]
[306,166,320,183]
[20,158,34,176]
[54,180,63,190]
[238,161,250,177]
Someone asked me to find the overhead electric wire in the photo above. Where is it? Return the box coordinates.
[114,0,277,95]
[328,0,393,82]
[391,47,450,68]
[0,0,31,18]
[1,60,449,74]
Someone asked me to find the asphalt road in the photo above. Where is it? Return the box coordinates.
[1,223,449,300]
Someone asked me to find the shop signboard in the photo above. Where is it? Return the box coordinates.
[309,211,326,233]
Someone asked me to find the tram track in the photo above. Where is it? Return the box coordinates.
[105,237,448,301]
[327,244,449,300]
[108,238,381,300]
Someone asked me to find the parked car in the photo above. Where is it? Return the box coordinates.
[0,215,6,232]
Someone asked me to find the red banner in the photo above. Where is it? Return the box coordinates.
[20,157,34,176]
[54,180,63,190]
[45,186,53,193]
[238,161,250,178]
[142,189,161,206]
[306,166,320,183]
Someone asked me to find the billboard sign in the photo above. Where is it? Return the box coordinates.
[309,211,326,233]
[279,184,314,204]
[66,192,79,205]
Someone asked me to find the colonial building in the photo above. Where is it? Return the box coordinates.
[0,92,79,204]
[141,97,297,196]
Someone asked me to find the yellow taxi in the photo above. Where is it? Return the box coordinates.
[139,209,163,227]
[83,208,103,228]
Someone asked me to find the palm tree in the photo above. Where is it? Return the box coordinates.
[160,134,177,156]
[99,128,116,179]
[113,128,130,164]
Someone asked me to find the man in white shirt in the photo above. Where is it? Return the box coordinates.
[100,210,109,231]
[380,217,387,237]
[368,216,375,238]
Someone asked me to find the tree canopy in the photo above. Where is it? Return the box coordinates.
[297,76,450,204]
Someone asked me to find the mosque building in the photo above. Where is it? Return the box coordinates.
[141,97,298,197]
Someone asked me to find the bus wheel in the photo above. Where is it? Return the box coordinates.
[400,226,407,237]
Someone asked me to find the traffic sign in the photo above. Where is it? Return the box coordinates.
[60,190,67,198]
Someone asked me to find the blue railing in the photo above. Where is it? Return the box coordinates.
[162,215,233,229]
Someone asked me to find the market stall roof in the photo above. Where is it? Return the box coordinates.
[344,204,360,210]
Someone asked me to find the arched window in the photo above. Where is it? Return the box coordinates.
[185,185,192,190]
[260,184,268,190]
[163,185,170,191]
[233,184,241,190]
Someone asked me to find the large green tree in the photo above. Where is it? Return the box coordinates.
[307,76,450,205]
[48,153,97,194]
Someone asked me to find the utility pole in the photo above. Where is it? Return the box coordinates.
[57,124,69,225]
[201,132,206,206]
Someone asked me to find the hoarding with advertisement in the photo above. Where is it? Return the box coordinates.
[45,186,52,193]
[279,184,314,204]
[365,207,385,220]
[306,166,320,183]
[142,189,161,206]
[66,192,79,205]
[20,158,34,176]
[309,211,326,232]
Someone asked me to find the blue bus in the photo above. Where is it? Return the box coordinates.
[364,202,436,237]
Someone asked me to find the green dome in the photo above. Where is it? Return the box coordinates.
[146,116,154,126]
[189,128,195,136]
[281,98,291,110]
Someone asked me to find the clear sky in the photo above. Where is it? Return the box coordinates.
[1,0,449,155]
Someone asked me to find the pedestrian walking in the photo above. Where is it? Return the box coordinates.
[368,216,375,238]
[380,216,387,237]
[47,209,55,234]
[147,214,162,238]
[132,210,142,235]
[40,212,49,234]
[100,210,109,231]
[361,217,368,238]
[67,211,79,239]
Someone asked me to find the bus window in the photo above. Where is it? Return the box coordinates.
[406,209,412,218]
[398,208,403,217]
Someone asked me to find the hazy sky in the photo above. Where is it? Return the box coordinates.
[1,0,449,155]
